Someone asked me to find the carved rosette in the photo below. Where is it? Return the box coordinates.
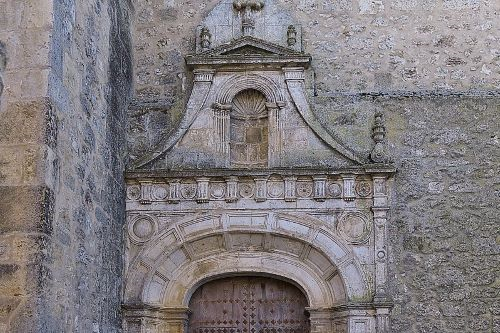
[296,181,313,198]
[127,185,141,201]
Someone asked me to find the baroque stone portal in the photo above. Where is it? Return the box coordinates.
[123,1,395,332]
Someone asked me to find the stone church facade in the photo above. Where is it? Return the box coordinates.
[0,1,498,333]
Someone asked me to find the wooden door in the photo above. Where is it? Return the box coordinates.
[188,276,310,333]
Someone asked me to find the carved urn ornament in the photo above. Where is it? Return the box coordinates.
[123,1,395,332]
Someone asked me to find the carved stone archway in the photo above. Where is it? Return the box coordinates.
[124,1,395,332]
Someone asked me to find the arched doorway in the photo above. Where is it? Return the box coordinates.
[188,276,311,333]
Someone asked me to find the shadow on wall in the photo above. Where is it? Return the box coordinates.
[0,41,6,99]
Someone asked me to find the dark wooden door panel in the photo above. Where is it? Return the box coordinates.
[189,277,310,333]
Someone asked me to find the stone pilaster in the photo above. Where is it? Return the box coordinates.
[372,174,392,332]
[212,102,231,164]
[266,101,285,167]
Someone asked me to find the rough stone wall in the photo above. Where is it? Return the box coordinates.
[128,1,500,332]
[385,96,500,332]
[0,0,132,332]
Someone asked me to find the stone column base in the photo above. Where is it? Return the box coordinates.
[123,304,190,333]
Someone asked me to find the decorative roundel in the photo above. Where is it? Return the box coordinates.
[355,181,372,197]
[239,183,255,198]
[180,183,197,199]
[211,183,226,199]
[128,215,158,244]
[377,250,387,261]
[267,181,284,198]
[296,182,313,198]
[151,184,168,200]
[337,212,371,244]
[126,185,141,200]
[328,183,342,198]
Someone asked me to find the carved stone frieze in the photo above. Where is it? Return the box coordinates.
[125,170,391,206]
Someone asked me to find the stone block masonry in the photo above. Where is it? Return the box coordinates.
[0,0,133,332]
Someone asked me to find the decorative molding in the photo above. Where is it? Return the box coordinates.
[125,171,392,205]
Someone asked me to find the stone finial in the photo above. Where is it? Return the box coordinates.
[0,41,6,99]
[200,27,212,51]
[287,25,297,46]
[233,0,265,11]
[233,0,265,36]
[370,111,390,163]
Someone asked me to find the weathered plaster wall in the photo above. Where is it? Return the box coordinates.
[0,0,132,332]
[128,1,500,332]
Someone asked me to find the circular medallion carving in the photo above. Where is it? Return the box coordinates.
[239,183,255,198]
[151,184,168,200]
[128,215,158,244]
[267,181,284,198]
[296,182,313,198]
[355,181,372,197]
[181,183,197,199]
[126,185,141,200]
[211,183,226,199]
[337,212,371,244]
[328,183,342,198]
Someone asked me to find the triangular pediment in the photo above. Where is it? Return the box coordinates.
[186,36,311,68]
[201,36,304,57]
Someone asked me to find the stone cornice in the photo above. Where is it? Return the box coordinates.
[125,165,396,180]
